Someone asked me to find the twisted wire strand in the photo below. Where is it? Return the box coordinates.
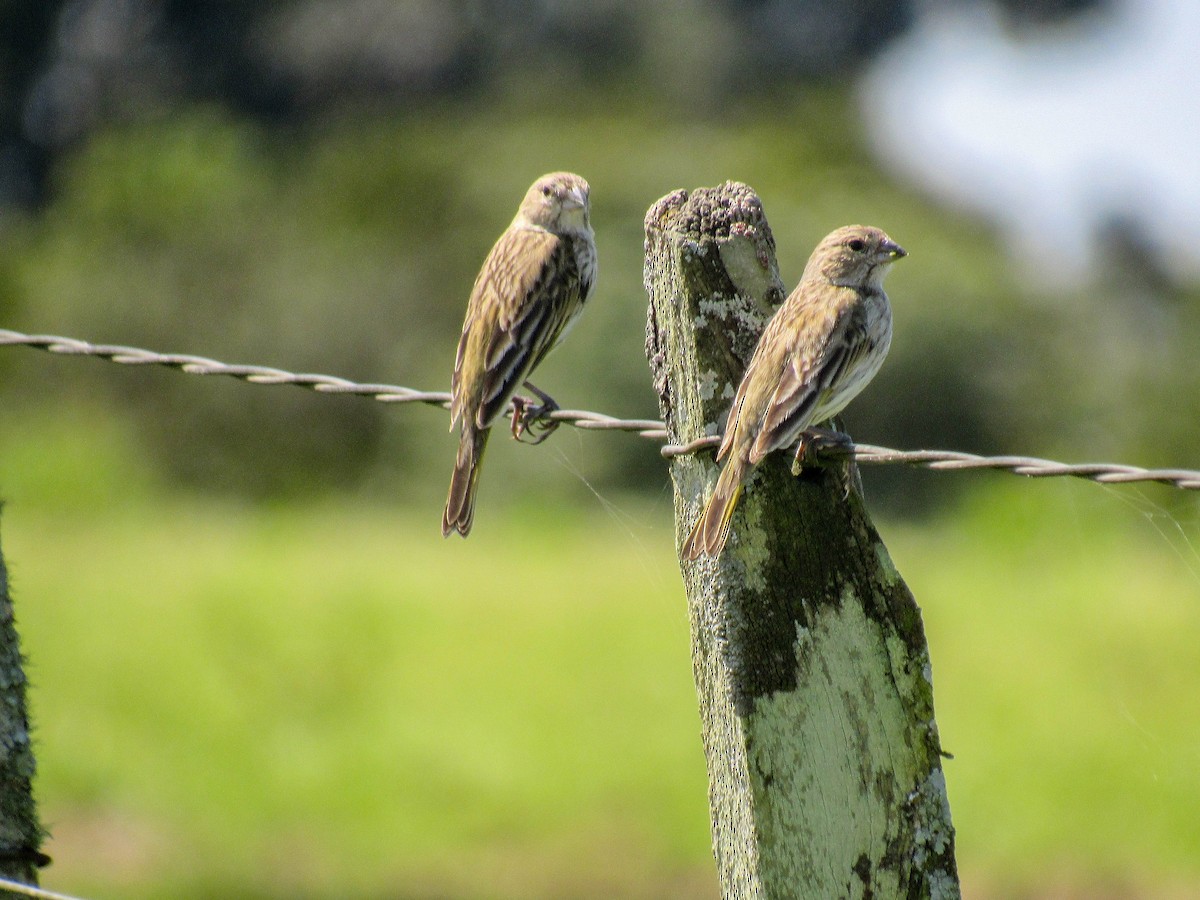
[848,444,1200,490]
[0,875,89,900]
[4,328,1199,490]
[0,329,667,438]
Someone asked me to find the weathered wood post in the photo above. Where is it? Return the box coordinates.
[0,510,47,897]
[644,184,959,898]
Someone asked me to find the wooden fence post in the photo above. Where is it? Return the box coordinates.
[0,509,46,896]
[644,184,960,898]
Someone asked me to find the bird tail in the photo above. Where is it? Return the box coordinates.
[681,457,746,560]
[443,426,490,538]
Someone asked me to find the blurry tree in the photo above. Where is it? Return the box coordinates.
[0,0,64,206]
[991,0,1110,28]
[8,110,473,498]
[0,0,1177,517]
[728,0,913,78]
[0,0,1110,207]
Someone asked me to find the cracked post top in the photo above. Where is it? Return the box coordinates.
[646,182,785,310]
[646,181,776,246]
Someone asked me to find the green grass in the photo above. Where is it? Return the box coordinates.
[887,481,1200,896]
[6,496,708,898]
[2,474,1199,897]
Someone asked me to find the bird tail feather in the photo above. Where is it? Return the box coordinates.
[443,426,490,537]
[681,459,745,560]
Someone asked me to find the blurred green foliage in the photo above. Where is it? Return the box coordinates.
[0,93,1195,519]
[5,94,1196,517]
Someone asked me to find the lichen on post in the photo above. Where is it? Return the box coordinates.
[644,183,959,898]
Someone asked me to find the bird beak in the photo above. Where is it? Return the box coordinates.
[563,186,588,211]
[879,239,907,261]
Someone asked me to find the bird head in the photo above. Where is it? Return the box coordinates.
[807,225,906,290]
[517,172,591,233]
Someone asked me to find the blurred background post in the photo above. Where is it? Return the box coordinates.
[0,515,45,895]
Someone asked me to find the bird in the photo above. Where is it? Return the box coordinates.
[681,224,906,560]
[442,172,597,538]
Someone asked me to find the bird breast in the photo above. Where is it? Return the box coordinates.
[572,228,598,299]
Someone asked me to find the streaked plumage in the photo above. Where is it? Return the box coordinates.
[443,172,597,537]
[681,225,906,560]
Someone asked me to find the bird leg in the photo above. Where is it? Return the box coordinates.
[510,382,561,444]
[791,426,854,474]
[791,424,861,499]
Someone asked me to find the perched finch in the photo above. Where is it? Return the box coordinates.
[681,224,906,560]
[443,172,597,537]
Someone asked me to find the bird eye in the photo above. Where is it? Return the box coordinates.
[542,186,554,198]
[848,238,865,252]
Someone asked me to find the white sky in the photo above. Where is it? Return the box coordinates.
[860,0,1200,286]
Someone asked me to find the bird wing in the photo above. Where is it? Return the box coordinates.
[747,297,870,464]
[451,227,582,430]
[715,352,755,463]
[715,303,803,464]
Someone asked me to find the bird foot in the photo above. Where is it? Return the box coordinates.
[790,427,854,476]
[510,383,561,444]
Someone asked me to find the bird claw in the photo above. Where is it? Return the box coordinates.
[510,384,561,444]
[790,428,855,498]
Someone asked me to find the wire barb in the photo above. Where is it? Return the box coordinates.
[4,327,1200,492]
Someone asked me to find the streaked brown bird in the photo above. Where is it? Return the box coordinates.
[443,172,597,537]
[681,224,906,560]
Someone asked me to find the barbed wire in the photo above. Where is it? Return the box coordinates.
[660,435,1200,490]
[0,875,90,900]
[0,329,668,438]
[4,327,1200,491]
